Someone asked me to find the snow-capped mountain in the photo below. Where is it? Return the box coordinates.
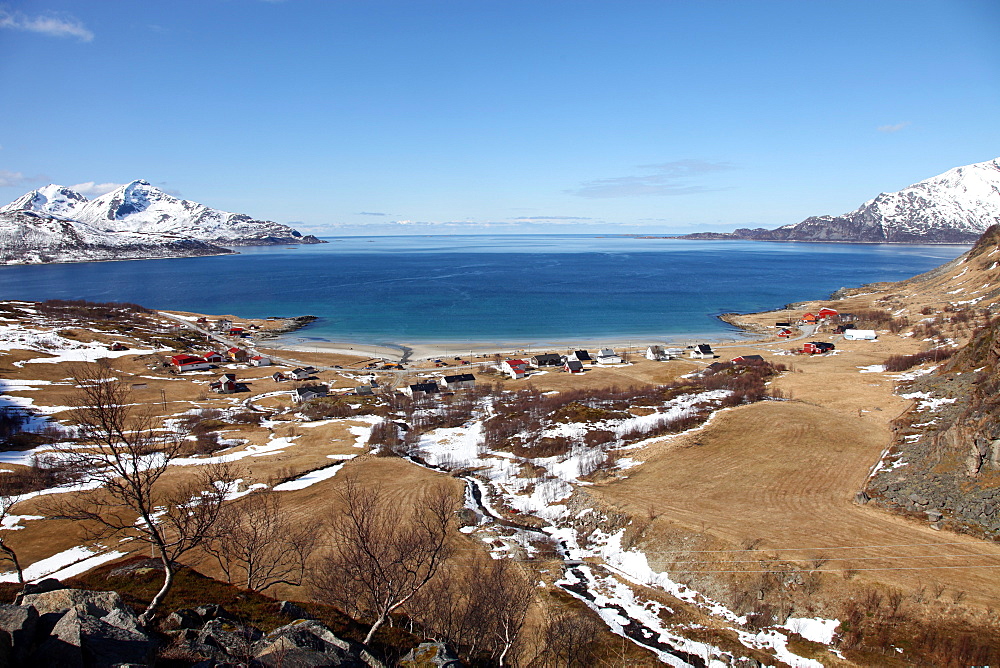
[1,180,323,246]
[684,157,1000,243]
[0,209,233,265]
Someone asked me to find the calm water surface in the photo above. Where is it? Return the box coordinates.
[0,235,968,345]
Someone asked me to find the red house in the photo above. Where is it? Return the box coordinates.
[202,351,225,364]
[801,313,818,324]
[777,328,793,338]
[817,308,838,319]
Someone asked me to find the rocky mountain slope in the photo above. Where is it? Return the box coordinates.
[0,209,233,265]
[864,225,1000,535]
[2,180,323,247]
[683,157,1000,243]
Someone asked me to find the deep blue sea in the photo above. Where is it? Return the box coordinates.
[0,235,968,346]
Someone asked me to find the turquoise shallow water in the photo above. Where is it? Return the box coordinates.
[0,235,968,345]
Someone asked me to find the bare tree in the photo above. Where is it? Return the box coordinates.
[205,489,320,592]
[49,363,236,627]
[0,479,25,589]
[311,476,458,648]
[407,555,533,665]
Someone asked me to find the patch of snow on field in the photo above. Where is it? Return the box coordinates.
[272,457,355,491]
[171,436,297,466]
[738,629,823,668]
[893,366,937,381]
[0,514,44,531]
[783,617,840,645]
[858,364,886,373]
[0,545,126,583]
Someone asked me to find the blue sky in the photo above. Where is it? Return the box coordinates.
[1,0,998,235]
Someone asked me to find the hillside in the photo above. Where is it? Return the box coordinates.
[2,180,324,249]
[0,209,233,265]
[682,157,1000,243]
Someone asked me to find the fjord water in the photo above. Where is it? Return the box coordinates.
[0,235,968,345]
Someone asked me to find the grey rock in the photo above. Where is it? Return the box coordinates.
[278,600,315,620]
[255,620,363,667]
[194,618,263,662]
[0,603,37,660]
[31,607,153,668]
[21,589,128,619]
[163,607,204,631]
[399,641,461,668]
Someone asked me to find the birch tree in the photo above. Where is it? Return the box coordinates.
[310,476,458,647]
[50,364,236,627]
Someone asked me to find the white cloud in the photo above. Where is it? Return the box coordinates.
[0,170,30,188]
[568,160,735,198]
[68,181,124,197]
[877,121,911,134]
[0,8,94,42]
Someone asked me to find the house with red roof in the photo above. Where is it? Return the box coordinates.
[170,354,212,372]
[501,359,529,379]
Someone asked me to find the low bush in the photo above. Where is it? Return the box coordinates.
[883,347,955,372]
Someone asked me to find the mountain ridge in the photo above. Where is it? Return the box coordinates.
[682,157,1000,243]
[1,180,324,247]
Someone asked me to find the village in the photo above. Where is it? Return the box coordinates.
[157,305,874,407]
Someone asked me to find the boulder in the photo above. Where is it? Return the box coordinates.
[398,641,461,668]
[19,578,63,597]
[21,589,129,619]
[254,620,363,668]
[278,600,315,620]
[0,603,38,662]
[163,607,205,631]
[192,617,263,662]
[31,606,154,668]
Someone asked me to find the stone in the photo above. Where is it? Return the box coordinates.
[278,600,315,620]
[0,603,38,659]
[194,618,263,662]
[31,607,154,668]
[254,620,364,668]
[163,607,204,631]
[398,641,462,668]
[21,589,127,619]
[854,491,870,505]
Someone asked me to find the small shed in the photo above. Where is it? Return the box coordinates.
[210,373,238,394]
[272,371,287,382]
[250,355,272,367]
[843,329,877,341]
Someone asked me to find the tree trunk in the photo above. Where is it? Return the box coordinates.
[139,551,174,628]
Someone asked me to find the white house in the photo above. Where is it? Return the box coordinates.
[688,344,717,359]
[250,355,272,367]
[646,345,668,361]
[596,348,623,364]
[501,359,529,379]
[403,381,440,398]
[843,329,877,341]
